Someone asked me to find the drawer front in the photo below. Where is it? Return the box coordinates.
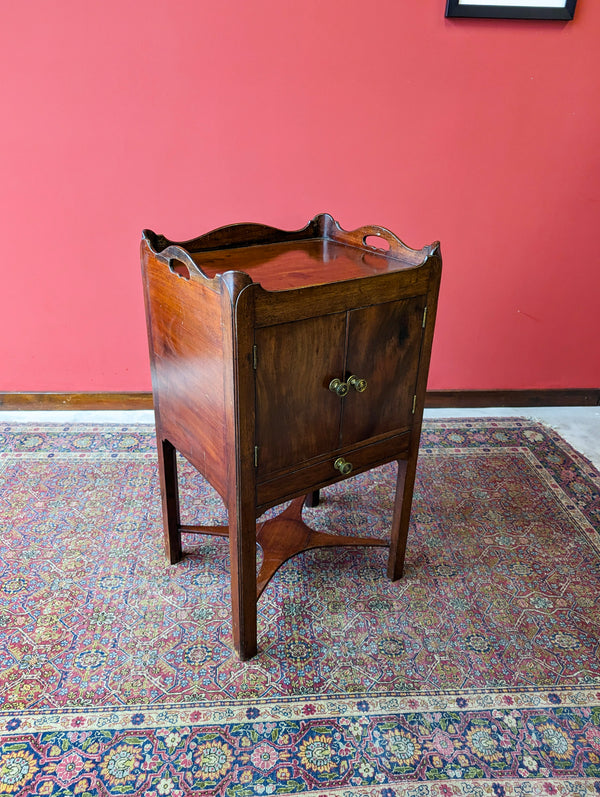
[256,431,410,511]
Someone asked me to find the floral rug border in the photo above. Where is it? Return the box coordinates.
[1,684,600,736]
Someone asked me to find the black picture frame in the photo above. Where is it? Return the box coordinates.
[445,0,577,19]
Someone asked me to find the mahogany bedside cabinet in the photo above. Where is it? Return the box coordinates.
[140,213,441,660]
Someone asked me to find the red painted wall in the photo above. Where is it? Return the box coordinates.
[1,1,598,392]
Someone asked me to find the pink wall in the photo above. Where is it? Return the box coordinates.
[1,0,598,392]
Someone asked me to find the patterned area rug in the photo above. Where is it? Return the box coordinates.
[0,419,599,796]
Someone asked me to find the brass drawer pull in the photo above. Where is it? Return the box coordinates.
[334,457,353,476]
[329,378,349,397]
[348,374,367,393]
[329,375,367,397]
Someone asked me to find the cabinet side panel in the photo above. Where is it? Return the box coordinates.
[143,252,228,498]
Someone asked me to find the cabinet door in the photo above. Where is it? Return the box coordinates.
[255,313,346,476]
[341,297,426,445]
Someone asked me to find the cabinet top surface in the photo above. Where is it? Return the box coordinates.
[189,239,426,292]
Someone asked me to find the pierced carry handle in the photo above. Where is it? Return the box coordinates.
[167,257,191,280]
[359,226,403,253]
[332,222,406,255]
[322,216,434,265]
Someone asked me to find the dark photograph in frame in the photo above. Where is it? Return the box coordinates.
[445,0,577,20]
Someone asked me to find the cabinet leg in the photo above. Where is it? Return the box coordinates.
[387,457,417,582]
[304,490,320,508]
[157,438,182,564]
[229,502,258,660]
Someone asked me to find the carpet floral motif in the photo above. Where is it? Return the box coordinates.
[0,419,599,795]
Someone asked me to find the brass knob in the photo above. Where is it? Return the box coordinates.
[334,457,353,476]
[329,378,349,397]
[348,375,367,393]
